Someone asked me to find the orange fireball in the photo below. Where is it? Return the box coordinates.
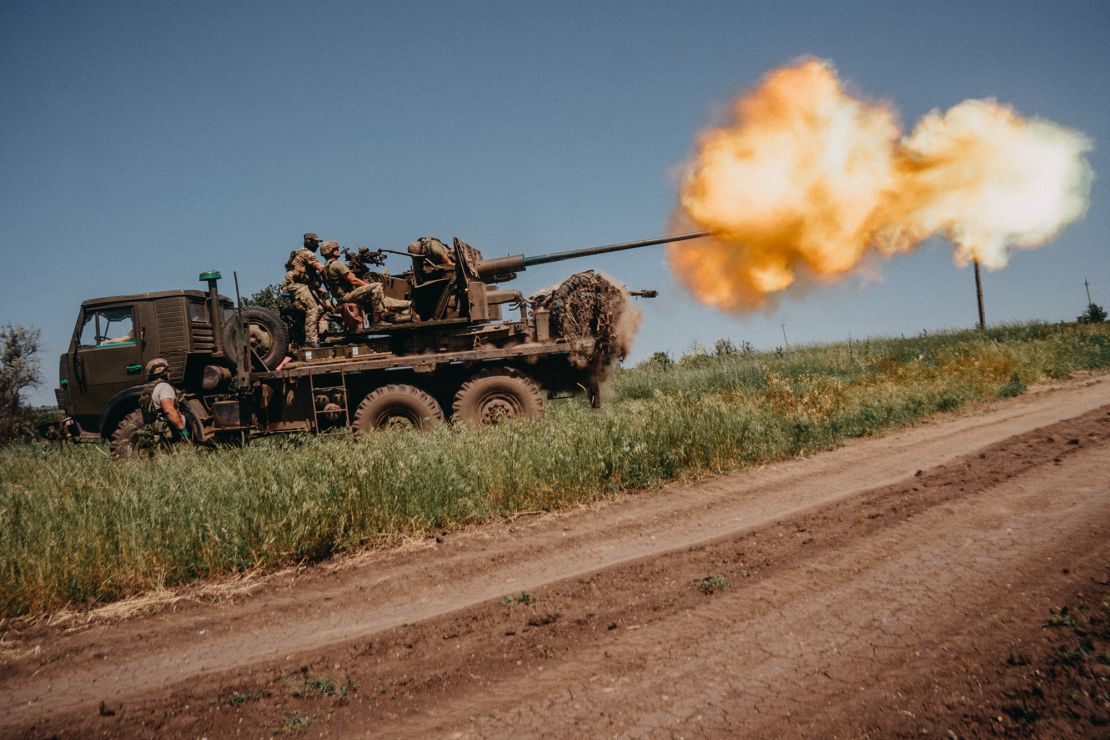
[671,59,1092,312]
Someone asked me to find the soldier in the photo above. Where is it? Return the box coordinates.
[283,232,329,347]
[320,241,414,324]
[141,357,190,444]
[407,235,454,283]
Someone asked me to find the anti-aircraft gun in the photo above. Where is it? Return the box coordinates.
[59,230,711,455]
[357,231,711,329]
[265,229,712,418]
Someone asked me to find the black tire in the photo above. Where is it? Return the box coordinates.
[353,384,445,432]
[109,409,154,460]
[222,307,289,370]
[451,368,545,425]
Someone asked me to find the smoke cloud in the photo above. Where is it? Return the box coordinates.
[670,59,1093,312]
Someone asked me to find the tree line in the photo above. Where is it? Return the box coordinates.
[0,324,46,441]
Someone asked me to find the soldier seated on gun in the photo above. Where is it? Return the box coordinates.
[407,236,454,284]
[320,241,414,324]
[142,358,190,444]
[283,232,329,347]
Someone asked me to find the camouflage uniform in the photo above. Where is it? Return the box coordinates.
[139,379,181,448]
[130,358,187,454]
[408,236,453,283]
[283,245,326,344]
[323,257,413,322]
[410,236,452,265]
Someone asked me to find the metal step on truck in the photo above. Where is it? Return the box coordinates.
[53,232,708,457]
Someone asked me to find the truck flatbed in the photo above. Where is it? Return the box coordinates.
[258,337,595,380]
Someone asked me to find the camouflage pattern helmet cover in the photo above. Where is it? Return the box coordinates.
[320,240,340,255]
[145,357,170,379]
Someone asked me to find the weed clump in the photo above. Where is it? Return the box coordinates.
[694,575,729,595]
[220,689,260,705]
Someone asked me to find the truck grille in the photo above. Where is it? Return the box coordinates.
[191,325,216,352]
[156,301,188,382]
[156,301,187,351]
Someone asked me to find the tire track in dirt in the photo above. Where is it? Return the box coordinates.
[2,377,1108,736]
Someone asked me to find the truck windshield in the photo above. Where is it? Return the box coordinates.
[188,301,209,323]
[79,307,135,348]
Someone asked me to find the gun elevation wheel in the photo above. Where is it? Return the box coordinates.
[353,384,445,432]
[451,368,545,425]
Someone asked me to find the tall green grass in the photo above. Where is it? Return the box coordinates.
[2,322,1108,618]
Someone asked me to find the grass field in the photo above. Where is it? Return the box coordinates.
[2,322,1109,619]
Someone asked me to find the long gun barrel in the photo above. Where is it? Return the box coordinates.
[475,231,711,280]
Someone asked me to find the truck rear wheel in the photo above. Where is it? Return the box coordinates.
[222,307,289,370]
[353,384,444,432]
[452,368,545,425]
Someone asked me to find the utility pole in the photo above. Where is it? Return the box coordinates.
[781,322,789,348]
[973,259,986,331]
[1085,277,1093,305]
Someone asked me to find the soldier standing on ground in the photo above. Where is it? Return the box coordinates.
[143,358,189,443]
[283,232,329,347]
[320,241,414,323]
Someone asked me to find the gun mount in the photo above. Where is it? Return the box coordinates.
[371,230,710,327]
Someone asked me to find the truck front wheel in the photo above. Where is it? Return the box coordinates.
[451,368,545,425]
[353,384,445,432]
[109,410,160,459]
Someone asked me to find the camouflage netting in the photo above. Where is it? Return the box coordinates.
[530,271,640,371]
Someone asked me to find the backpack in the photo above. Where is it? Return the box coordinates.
[139,381,180,424]
[139,381,159,424]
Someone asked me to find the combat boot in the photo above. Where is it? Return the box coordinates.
[382,310,411,324]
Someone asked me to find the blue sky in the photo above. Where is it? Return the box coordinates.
[2,0,1107,405]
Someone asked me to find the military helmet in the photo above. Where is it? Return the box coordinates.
[145,357,170,380]
[320,240,340,255]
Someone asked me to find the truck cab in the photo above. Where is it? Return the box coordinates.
[57,290,228,438]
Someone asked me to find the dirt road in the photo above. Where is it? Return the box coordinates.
[3,377,1108,737]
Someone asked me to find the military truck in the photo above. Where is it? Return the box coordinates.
[54,232,708,456]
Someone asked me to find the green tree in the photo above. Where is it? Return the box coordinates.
[713,338,738,357]
[713,338,754,357]
[243,283,291,313]
[0,324,42,442]
[1077,302,1107,324]
[640,351,673,370]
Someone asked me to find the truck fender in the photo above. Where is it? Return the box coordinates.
[98,385,144,440]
